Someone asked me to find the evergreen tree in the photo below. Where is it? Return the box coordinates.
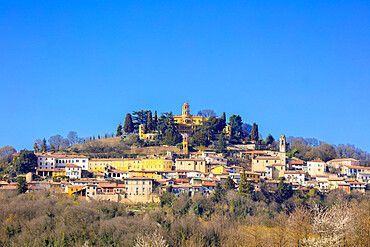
[229,115,243,140]
[265,134,274,145]
[218,132,227,153]
[212,183,224,203]
[147,111,153,132]
[238,170,254,196]
[153,110,158,129]
[251,123,259,142]
[123,113,134,134]
[220,112,226,129]
[116,123,123,137]
[276,178,293,203]
[17,176,27,194]
[33,142,38,152]
[41,138,47,152]
[163,128,182,146]
[14,150,37,174]
[224,176,235,190]
[193,131,210,147]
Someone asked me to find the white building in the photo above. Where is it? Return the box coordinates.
[357,172,370,182]
[342,165,370,177]
[36,153,89,170]
[66,163,82,179]
[284,170,307,185]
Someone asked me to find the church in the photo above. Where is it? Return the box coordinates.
[173,103,209,134]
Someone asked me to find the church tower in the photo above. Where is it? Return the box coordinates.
[279,135,287,153]
[183,134,189,155]
[182,103,190,117]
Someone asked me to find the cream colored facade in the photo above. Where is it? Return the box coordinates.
[327,158,360,169]
[307,160,327,176]
[175,158,210,173]
[173,103,209,134]
[252,156,283,173]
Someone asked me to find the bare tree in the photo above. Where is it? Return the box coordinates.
[134,230,168,247]
[197,109,217,117]
[67,131,78,146]
[49,135,63,150]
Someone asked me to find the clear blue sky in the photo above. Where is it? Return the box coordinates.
[0,1,369,152]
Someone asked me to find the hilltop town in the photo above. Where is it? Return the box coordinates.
[1,103,369,201]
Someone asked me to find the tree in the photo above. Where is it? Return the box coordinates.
[251,123,259,142]
[49,135,63,150]
[41,138,47,152]
[132,110,150,132]
[153,110,158,130]
[212,183,224,203]
[17,176,27,194]
[163,128,182,146]
[242,123,252,138]
[265,134,275,145]
[60,139,70,149]
[197,109,217,117]
[0,146,17,163]
[116,123,123,136]
[218,132,227,153]
[124,113,134,134]
[147,111,153,132]
[193,131,210,147]
[224,176,235,191]
[229,115,243,140]
[276,178,293,203]
[318,143,336,162]
[220,112,226,130]
[13,150,37,174]
[67,131,78,146]
[239,170,254,196]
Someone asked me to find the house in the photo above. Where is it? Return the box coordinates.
[201,182,217,195]
[211,165,227,174]
[175,158,210,173]
[328,177,345,190]
[349,182,366,193]
[104,169,129,180]
[357,172,370,182]
[65,163,82,179]
[266,164,286,179]
[291,159,306,170]
[307,160,327,176]
[342,165,370,177]
[124,177,157,203]
[327,158,360,169]
[36,153,89,170]
[284,170,307,185]
[252,156,284,173]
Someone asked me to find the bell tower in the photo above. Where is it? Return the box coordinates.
[183,134,189,155]
[182,103,190,117]
[279,135,286,153]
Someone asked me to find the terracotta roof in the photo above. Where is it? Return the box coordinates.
[126,176,154,180]
[255,156,281,160]
[308,160,325,163]
[0,185,17,190]
[344,165,370,169]
[284,170,306,174]
[201,182,217,187]
[176,158,205,162]
[66,163,81,168]
[291,160,305,165]
[327,158,359,163]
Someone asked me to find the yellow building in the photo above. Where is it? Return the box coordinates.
[89,158,115,172]
[129,171,163,179]
[139,125,157,140]
[53,168,66,177]
[173,103,209,134]
[175,158,211,173]
[211,165,227,174]
[65,185,85,196]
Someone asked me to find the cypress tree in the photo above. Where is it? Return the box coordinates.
[116,123,123,136]
[147,111,153,132]
[153,110,158,130]
[251,123,259,142]
[218,132,226,153]
[224,176,235,190]
[220,112,226,129]
[123,113,134,134]
[41,138,47,152]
